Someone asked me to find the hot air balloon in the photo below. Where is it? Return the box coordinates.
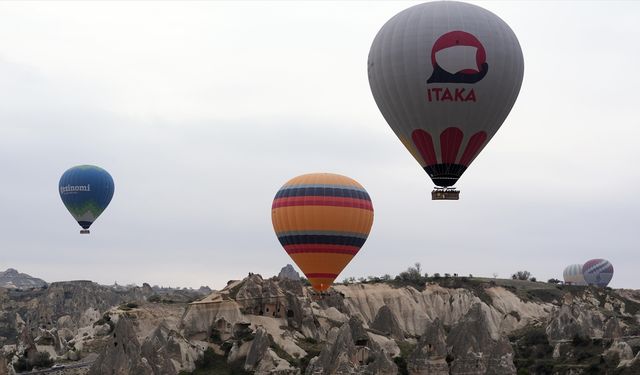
[368,1,524,200]
[59,165,114,234]
[582,259,614,287]
[271,173,374,292]
[563,264,586,286]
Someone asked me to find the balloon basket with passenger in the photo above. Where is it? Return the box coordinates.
[431,187,460,200]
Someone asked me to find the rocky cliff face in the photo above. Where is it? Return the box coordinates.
[88,314,202,375]
[88,316,152,375]
[180,275,640,374]
[407,318,448,375]
[1,273,640,374]
[279,264,301,282]
[446,303,516,375]
[0,268,46,289]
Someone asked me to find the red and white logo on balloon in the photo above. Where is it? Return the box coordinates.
[426,31,487,103]
[428,31,488,84]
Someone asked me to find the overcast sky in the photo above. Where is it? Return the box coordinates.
[0,1,638,289]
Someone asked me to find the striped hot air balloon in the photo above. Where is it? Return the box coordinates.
[271,173,374,292]
[563,264,586,286]
[582,259,614,287]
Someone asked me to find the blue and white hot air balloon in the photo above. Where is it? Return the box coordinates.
[59,165,114,234]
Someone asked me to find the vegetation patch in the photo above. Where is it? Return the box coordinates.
[509,326,627,374]
[13,351,53,372]
[296,337,323,374]
[178,348,250,375]
[270,343,297,367]
[396,340,416,359]
[510,326,555,373]
[393,356,409,375]
[118,302,139,311]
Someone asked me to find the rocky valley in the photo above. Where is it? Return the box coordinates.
[0,268,639,375]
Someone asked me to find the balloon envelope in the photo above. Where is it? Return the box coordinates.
[582,259,614,287]
[563,264,586,286]
[59,165,114,232]
[368,1,524,188]
[271,173,374,292]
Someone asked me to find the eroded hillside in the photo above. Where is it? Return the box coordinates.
[1,274,639,374]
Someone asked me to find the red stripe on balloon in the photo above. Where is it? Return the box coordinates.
[458,131,487,166]
[285,244,360,255]
[440,127,464,164]
[306,273,339,278]
[272,196,373,211]
[412,130,437,166]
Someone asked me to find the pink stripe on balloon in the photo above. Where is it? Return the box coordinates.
[459,131,487,166]
[412,130,437,166]
[440,127,464,164]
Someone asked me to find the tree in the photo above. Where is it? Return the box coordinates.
[396,263,428,287]
[398,263,423,283]
[511,271,532,281]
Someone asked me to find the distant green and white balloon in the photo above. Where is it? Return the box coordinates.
[59,165,114,234]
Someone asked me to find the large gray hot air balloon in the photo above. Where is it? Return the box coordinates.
[563,264,586,286]
[368,1,524,200]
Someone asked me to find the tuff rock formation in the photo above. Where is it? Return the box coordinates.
[0,268,46,289]
[0,353,7,375]
[1,272,640,374]
[140,322,202,374]
[446,303,517,375]
[10,315,38,369]
[545,300,604,342]
[278,264,301,281]
[305,317,397,375]
[407,318,448,375]
[88,316,153,375]
[370,305,404,341]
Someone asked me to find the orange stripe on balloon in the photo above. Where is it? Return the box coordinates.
[308,277,335,292]
[272,206,373,234]
[288,253,354,275]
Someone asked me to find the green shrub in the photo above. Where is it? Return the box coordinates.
[13,351,53,372]
[182,348,251,375]
[393,356,408,375]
